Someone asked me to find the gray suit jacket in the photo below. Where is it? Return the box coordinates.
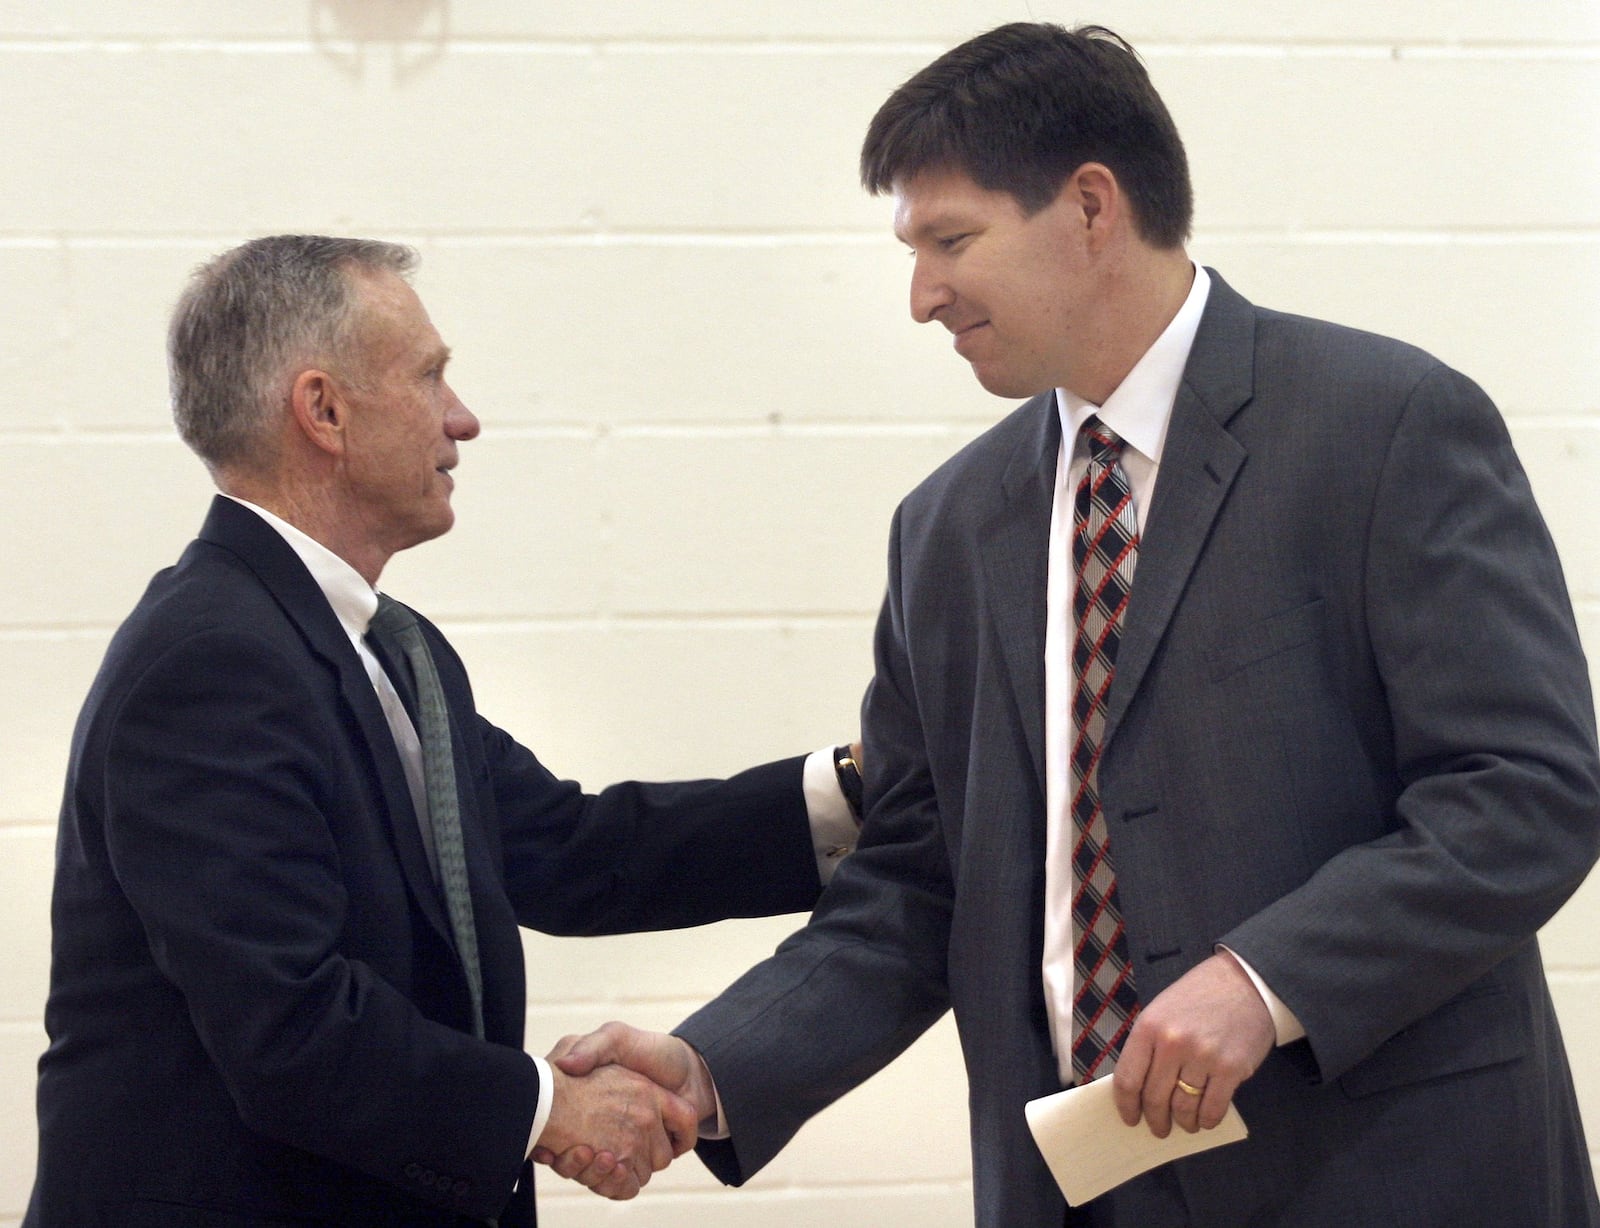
[679,273,1600,1227]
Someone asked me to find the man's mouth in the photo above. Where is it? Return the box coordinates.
[951,320,989,354]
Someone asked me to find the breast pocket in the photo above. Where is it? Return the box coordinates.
[1206,597,1325,681]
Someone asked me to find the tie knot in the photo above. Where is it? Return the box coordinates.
[368,593,418,640]
[1082,415,1125,465]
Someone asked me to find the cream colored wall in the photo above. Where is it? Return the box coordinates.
[2,4,1597,1225]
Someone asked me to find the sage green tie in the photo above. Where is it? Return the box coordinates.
[369,594,485,1039]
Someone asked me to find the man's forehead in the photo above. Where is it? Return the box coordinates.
[349,265,418,314]
[349,269,440,345]
[891,168,1005,239]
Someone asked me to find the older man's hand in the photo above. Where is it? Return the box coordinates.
[533,1044,700,1201]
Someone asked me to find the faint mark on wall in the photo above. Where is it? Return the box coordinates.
[309,0,449,82]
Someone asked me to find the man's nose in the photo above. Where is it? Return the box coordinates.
[445,386,480,441]
[909,256,953,324]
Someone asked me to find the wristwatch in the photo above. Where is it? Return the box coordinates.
[833,744,864,826]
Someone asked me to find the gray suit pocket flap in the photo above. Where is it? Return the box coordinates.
[1337,985,1526,1100]
[1207,598,1324,680]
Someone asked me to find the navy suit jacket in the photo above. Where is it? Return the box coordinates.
[678,273,1600,1226]
[28,495,822,1227]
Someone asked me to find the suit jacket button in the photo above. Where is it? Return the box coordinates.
[453,1180,470,1197]
[404,1162,422,1180]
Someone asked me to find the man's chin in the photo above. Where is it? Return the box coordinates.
[426,509,456,542]
[398,509,456,553]
[971,365,1049,400]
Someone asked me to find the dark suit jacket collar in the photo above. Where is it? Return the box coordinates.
[195,495,456,946]
[1104,269,1254,744]
[1175,268,1257,431]
[198,496,356,669]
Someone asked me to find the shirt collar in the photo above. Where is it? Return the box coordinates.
[1056,262,1212,463]
[221,495,380,639]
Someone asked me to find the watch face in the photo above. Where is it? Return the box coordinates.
[833,749,865,821]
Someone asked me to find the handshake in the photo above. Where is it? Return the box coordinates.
[532,1022,711,1201]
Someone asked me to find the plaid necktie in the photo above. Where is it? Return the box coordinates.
[368,595,485,1039]
[1069,415,1141,1083]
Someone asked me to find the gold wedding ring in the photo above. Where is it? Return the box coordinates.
[1175,1077,1204,1097]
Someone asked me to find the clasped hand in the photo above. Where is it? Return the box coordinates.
[534,1022,712,1200]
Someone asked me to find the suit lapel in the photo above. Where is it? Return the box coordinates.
[335,661,458,949]
[977,397,1060,795]
[197,497,456,950]
[1103,273,1256,748]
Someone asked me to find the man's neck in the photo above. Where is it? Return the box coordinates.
[218,472,388,587]
[1068,248,1195,406]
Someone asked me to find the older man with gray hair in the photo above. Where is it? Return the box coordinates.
[25,234,857,1227]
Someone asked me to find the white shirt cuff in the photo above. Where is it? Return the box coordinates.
[803,746,858,885]
[1219,945,1306,1046]
[525,1054,555,1158]
[691,1047,731,1140]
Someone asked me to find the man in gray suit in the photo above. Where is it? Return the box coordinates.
[546,22,1600,1225]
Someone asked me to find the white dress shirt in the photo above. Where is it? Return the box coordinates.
[1039,266,1302,1087]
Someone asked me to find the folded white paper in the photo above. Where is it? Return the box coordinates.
[1024,1077,1248,1206]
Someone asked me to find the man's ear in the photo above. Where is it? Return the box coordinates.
[1068,162,1123,241]
[289,368,347,457]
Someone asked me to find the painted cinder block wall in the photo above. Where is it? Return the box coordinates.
[1,4,1596,1224]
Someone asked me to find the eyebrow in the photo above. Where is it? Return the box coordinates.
[894,208,968,247]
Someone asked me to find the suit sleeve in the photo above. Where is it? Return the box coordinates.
[1221,363,1600,1080]
[99,629,538,1221]
[676,506,955,1185]
[397,614,824,936]
[479,727,823,936]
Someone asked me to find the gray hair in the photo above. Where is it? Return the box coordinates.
[167,234,418,471]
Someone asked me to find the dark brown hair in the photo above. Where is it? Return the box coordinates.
[861,23,1192,247]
